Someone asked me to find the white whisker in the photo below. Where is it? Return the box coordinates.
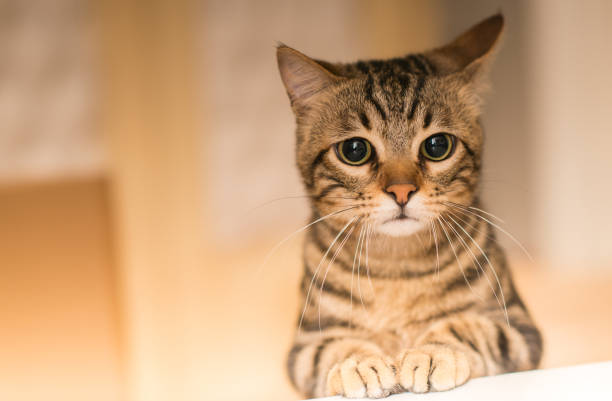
[299,216,357,331]
[444,201,505,224]
[259,206,358,276]
[429,219,440,280]
[441,213,502,312]
[356,224,367,311]
[365,222,375,295]
[444,202,533,261]
[245,194,359,216]
[446,213,509,325]
[445,208,494,242]
[436,217,484,301]
[317,219,358,331]
[349,221,363,328]
[468,205,505,224]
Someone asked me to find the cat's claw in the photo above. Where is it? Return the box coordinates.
[398,344,470,393]
[326,355,398,398]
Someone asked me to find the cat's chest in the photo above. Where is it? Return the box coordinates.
[361,277,440,329]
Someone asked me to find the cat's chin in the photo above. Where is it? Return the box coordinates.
[376,218,426,237]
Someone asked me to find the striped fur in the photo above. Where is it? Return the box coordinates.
[277,14,542,398]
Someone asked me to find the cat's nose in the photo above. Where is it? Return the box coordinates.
[385,183,418,206]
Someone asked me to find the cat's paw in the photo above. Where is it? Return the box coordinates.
[397,344,470,393]
[326,355,398,398]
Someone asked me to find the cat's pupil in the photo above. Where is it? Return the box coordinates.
[424,135,449,158]
[342,139,368,162]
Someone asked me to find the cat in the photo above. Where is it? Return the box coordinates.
[276,14,542,399]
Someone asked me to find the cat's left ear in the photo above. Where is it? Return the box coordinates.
[276,45,343,113]
[427,13,504,89]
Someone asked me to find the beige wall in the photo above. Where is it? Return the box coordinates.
[527,0,612,268]
[0,0,104,182]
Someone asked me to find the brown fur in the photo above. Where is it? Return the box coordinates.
[277,14,542,398]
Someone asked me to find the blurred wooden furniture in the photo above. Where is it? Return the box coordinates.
[0,178,121,401]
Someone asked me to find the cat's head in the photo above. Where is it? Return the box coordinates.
[277,14,503,237]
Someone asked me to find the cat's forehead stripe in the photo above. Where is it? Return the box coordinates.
[358,111,371,131]
[407,76,426,120]
[423,111,433,129]
[364,74,387,122]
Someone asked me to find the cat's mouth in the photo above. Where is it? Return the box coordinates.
[385,211,418,223]
[376,208,425,236]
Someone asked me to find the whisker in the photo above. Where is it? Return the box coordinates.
[444,202,533,261]
[468,205,506,224]
[259,206,358,276]
[429,218,440,280]
[299,216,357,331]
[441,213,502,312]
[365,222,375,295]
[356,223,367,311]
[445,208,496,242]
[441,213,493,290]
[245,194,359,215]
[446,213,509,326]
[436,217,484,301]
[349,221,362,329]
[443,201,505,224]
[317,218,359,331]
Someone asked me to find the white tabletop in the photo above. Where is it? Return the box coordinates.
[314,361,612,401]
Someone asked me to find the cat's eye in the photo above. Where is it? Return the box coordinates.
[420,133,455,161]
[336,138,373,166]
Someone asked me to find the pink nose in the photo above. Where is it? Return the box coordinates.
[385,183,417,206]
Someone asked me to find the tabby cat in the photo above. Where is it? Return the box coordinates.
[276,14,542,399]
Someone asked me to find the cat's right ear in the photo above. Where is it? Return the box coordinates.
[276,45,341,113]
[427,14,504,86]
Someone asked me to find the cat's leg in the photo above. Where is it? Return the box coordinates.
[397,308,542,393]
[288,332,399,398]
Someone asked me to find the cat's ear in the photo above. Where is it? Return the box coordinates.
[427,14,504,83]
[276,44,342,112]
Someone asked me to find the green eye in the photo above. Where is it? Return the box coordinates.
[420,133,454,161]
[336,138,373,166]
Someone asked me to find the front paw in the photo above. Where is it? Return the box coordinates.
[326,355,398,398]
[398,344,470,393]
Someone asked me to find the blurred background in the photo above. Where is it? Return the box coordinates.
[1,0,611,400]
